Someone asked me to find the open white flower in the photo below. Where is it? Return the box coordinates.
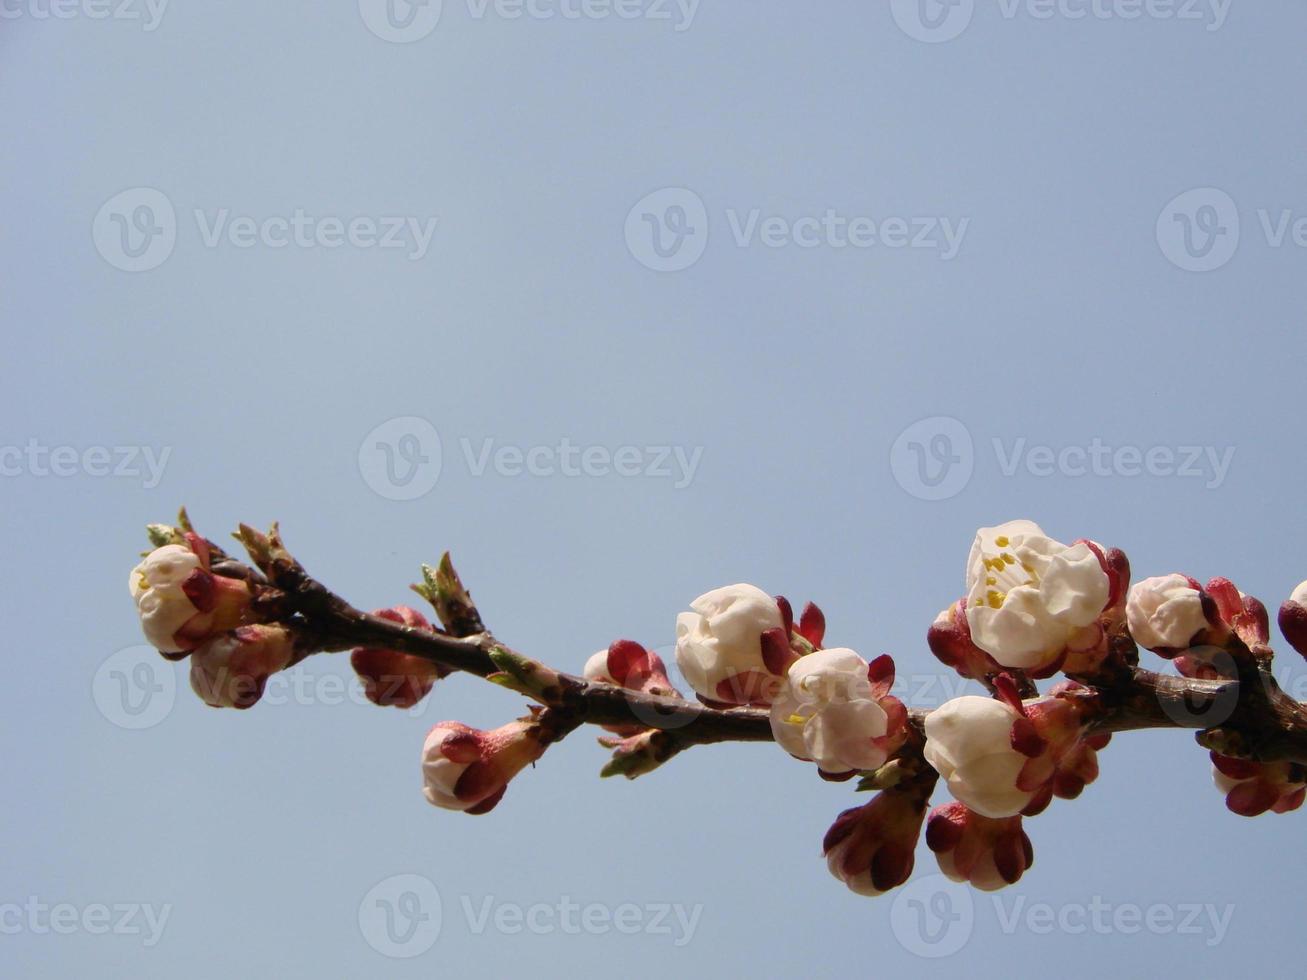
[923,696,1035,818]
[769,648,891,775]
[130,544,203,652]
[675,583,785,705]
[1126,574,1207,651]
[964,520,1110,671]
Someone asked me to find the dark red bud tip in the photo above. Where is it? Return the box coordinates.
[822,806,863,854]
[924,805,965,853]
[1010,717,1046,758]
[818,768,858,783]
[871,845,915,893]
[1278,601,1307,658]
[798,602,826,648]
[463,786,507,816]
[775,596,794,638]
[440,731,481,764]
[992,673,1026,715]
[760,627,794,677]
[993,831,1029,885]
[867,654,896,699]
[606,639,649,686]
[180,569,217,612]
[1225,781,1278,818]
[1020,786,1053,817]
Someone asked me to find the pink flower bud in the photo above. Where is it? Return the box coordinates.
[928,600,1004,683]
[1204,577,1270,653]
[350,606,447,709]
[421,720,547,814]
[584,640,682,737]
[1211,752,1307,817]
[130,536,254,655]
[1277,581,1307,660]
[189,625,295,709]
[926,802,1034,891]
[823,789,927,896]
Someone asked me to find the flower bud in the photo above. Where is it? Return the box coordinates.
[130,538,254,655]
[928,600,1003,683]
[1211,752,1306,817]
[1204,577,1270,655]
[1125,574,1207,655]
[350,606,447,709]
[924,684,1108,819]
[421,719,546,814]
[1278,580,1307,660]
[769,648,907,776]
[964,521,1111,674]
[823,788,928,896]
[924,695,1036,818]
[189,624,295,709]
[926,802,1033,891]
[585,640,682,737]
[675,584,787,706]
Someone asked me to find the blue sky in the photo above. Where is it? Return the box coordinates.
[2,1,1304,976]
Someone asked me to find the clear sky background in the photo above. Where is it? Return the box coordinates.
[3,1,1305,976]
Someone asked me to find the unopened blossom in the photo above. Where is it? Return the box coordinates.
[189,624,296,709]
[928,600,1003,683]
[675,583,788,706]
[823,788,928,896]
[769,648,907,776]
[585,640,682,736]
[926,802,1034,891]
[1277,580,1307,660]
[130,538,254,655]
[923,682,1109,819]
[1126,574,1208,654]
[964,520,1111,673]
[350,606,448,709]
[1204,578,1270,653]
[421,719,547,814]
[924,695,1036,818]
[1211,752,1307,817]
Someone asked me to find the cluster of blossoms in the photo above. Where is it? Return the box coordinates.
[129,515,1307,898]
